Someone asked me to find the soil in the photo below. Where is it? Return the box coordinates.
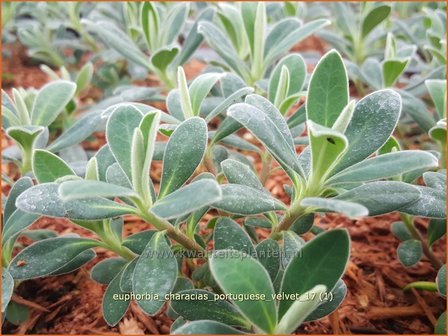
[1,38,446,335]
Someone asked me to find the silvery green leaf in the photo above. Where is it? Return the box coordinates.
[84,20,150,69]
[256,239,281,281]
[307,50,348,127]
[383,59,409,87]
[426,79,446,118]
[31,81,76,126]
[150,47,179,74]
[263,19,330,68]
[279,229,349,317]
[9,237,99,280]
[264,18,300,59]
[301,197,368,219]
[134,232,177,315]
[151,179,221,219]
[282,231,305,268]
[334,89,401,173]
[360,58,383,90]
[167,89,185,122]
[102,270,130,326]
[214,217,256,256]
[170,289,248,327]
[335,181,421,216]
[361,5,391,38]
[175,7,215,66]
[2,269,13,312]
[33,150,76,183]
[245,94,295,150]
[399,186,446,219]
[291,214,314,235]
[269,53,306,103]
[428,219,446,247]
[210,249,277,333]
[159,117,207,198]
[106,105,143,181]
[94,145,116,182]
[58,180,138,201]
[162,3,189,45]
[397,239,422,267]
[2,209,39,244]
[391,221,413,241]
[16,183,135,220]
[50,249,96,276]
[205,87,254,123]
[308,121,348,181]
[329,151,439,185]
[241,2,257,57]
[91,257,127,284]
[221,159,264,191]
[275,285,327,334]
[122,230,160,255]
[106,163,132,189]
[3,177,33,223]
[198,21,250,80]
[437,265,446,297]
[189,73,223,116]
[213,184,286,215]
[211,117,242,144]
[75,62,93,94]
[6,126,44,154]
[398,90,435,132]
[119,258,138,292]
[423,172,446,191]
[305,280,347,321]
[172,320,245,334]
[211,132,259,152]
[228,103,301,174]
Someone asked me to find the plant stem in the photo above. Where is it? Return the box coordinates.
[403,281,438,292]
[139,210,206,255]
[273,198,306,234]
[96,221,135,261]
[401,214,443,269]
[260,152,272,185]
[203,147,217,175]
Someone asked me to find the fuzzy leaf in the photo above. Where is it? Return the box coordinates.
[221,159,264,191]
[305,280,347,321]
[256,239,281,281]
[16,183,134,220]
[361,5,391,38]
[279,229,350,317]
[3,177,33,223]
[334,90,401,172]
[106,105,143,181]
[213,184,286,215]
[151,179,221,219]
[31,81,76,126]
[159,117,207,198]
[214,218,256,256]
[335,181,421,216]
[171,289,248,327]
[33,150,76,183]
[301,197,368,219]
[399,186,446,219]
[228,103,301,173]
[133,232,177,315]
[210,249,277,333]
[307,50,348,127]
[58,180,137,201]
[91,258,127,284]
[397,239,422,267]
[9,237,99,279]
[329,151,438,184]
[2,269,14,312]
[102,270,130,326]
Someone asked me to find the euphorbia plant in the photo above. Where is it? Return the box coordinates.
[223,49,438,235]
[198,2,329,86]
[84,3,215,89]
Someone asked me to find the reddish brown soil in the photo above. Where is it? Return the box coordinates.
[1,39,446,335]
